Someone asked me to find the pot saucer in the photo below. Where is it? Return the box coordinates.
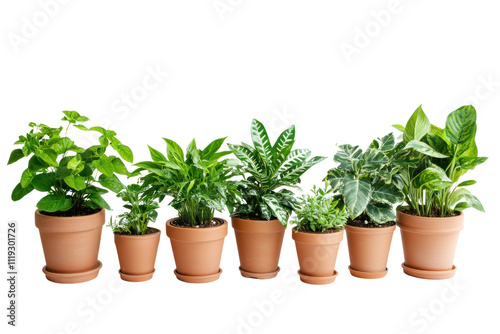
[174,268,222,283]
[119,269,155,282]
[42,260,102,284]
[348,266,388,279]
[239,266,280,279]
[402,263,457,279]
[297,270,338,285]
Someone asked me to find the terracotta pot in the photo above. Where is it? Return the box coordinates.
[114,228,161,282]
[345,224,396,279]
[292,228,343,285]
[166,217,227,283]
[34,208,105,283]
[231,217,286,279]
[397,210,464,279]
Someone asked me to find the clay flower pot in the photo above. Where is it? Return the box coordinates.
[166,217,227,283]
[34,208,105,283]
[345,224,396,279]
[231,217,286,279]
[292,228,343,284]
[114,228,161,282]
[397,210,464,279]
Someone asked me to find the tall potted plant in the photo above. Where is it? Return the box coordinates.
[228,119,325,279]
[290,183,348,285]
[7,111,133,283]
[393,105,487,279]
[109,180,161,282]
[325,133,405,278]
[136,137,240,283]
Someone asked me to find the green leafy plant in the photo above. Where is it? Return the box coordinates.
[228,119,326,226]
[136,137,240,227]
[108,180,160,235]
[7,111,134,216]
[392,105,487,217]
[290,182,348,233]
[325,133,405,224]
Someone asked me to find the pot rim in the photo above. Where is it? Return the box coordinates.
[35,207,105,232]
[345,224,396,234]
[396,208,464,221]
[291,227,344,244]
[231,216,285,233]
[35,207,104,220]
[396,210,464,234]
[113,227,161,239]
[166,217,228,241]
[166,217,227,230]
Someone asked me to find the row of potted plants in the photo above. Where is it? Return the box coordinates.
[8,106,486,284]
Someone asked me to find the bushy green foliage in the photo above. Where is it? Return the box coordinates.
[8,111,133,215]
[136,137,240,227]
[393,105,487,217]
[228,119,326,226]
[290,182,348,232]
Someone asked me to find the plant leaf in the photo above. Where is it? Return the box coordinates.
[371,181,404,205]
[413,165,452,190]
[403,105,430,144]
[343,174,372,219]
[89,193,111,210]
[445,105,477,145]
[404,140,449,158]
[37,194,73,212]
[366,201,396,224]
[262,194,288,225]
[12,183,34,201]
[7,149,25,165]
[99,174,124,193]
[250,119,273,162]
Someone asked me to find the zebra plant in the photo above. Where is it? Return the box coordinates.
[325,133,406,224]
[228,119,326,226]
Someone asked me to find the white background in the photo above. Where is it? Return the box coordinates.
[1,1,499,334]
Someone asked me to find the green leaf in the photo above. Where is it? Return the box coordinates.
[325,168,346,192]
[371,181,404,205]
[262,194,289,225]
[280,156,326,183]
[67,155,81,170]
[403,105,430,144]
[73,124,88,131]
[20,168,34,188]
[378,133,395,152]
[201,137,227,159]
[7,149,25,165]
[89,193,111,210]
[259,202,272,220]
[413,165,452,190]
[35,148,58,166]
[278,149,311,173]
[12,183,34,201]
[28,156,48,171]
[392,124,405,132]
[163,138,184,163]
[64,174,87,191]
[99,174,124,193]
[450,188,485,212]
[228,144,263,176]
[366,201,396,224]
[424,133,450,156]
[362,148,389,170]
[148,145,167,162]
[250,119,273,162]
[32,173,54,191]
[272,125,295,157]
[343,174,372,219]
[116,144,133,163]
[445,105,477,145]
[457,180,476,187]
[112,157,131,176]
[404,140,449,158]
[457,157,487,170]
[37,194,73,212]
[92,156,114,177]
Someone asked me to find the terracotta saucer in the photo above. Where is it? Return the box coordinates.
[119,269,155,282]
[348,266,388,279]
[239,266,280,279]
[42,260,102,284]
[402,263,457,279]
[174,268,222,283]
[297,270,338,285]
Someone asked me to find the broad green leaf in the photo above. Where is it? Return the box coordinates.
[117,144,133,163]
[404,140,449,158]
[392,124,405,132]
[325,168,346,192]
[201,137,226,159]
[89,193,111,210]
[64,174,87,191]
[371,181,404,205]
[12,183,34,201]
[278,149,311,173]
[73,124,88,131]
[445,105,477,145]
[92,156,114,177]
[272,125,295,157]
[366,201,396,224]
[262,194,289,225]
[163,138,184,163]
[424,133,450,156]
[343,174,372,219]
[449,188,485,212]
[228,144,263,176]
[250,119,273,162]
[67,155,81,170]
[28,156,48,171]
[457,156,487,170]
[403,105,430,144]
[280,156,326,183]
[413,165,452,190]
[20,168,34,188]
[35,148,58,166]
[148,145,167,162]
[37,194,73,212]
[378,133,395,152]
[32,173,54,191]
[7,149,25,165]
[99,174,124,193]
[457,180,476,187]
[112,157,131,176]
[363,148,389,170]
[259,202,272,220]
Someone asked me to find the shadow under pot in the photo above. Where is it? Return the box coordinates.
[231,217,286,279]
[34,208,105,284]
[345,223,396,279]
[114,228,161,282]
[397,210,464,279]
[292,228,343,285]
[166,217,227,283]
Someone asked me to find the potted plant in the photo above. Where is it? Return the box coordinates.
[290,182,348,284]
[108,180,161,282]
[325,133,404,278]
[393,105,487,279]
[7,111,133,283]
[228,119,325,279]
[136,137,240,283]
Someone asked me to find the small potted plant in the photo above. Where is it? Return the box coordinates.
[109,180,161,282]
[325,133,404,279]
[7,111,133,283]
[136,137,240,283]
[393,105,487,279]
[290,182,348,285]
[228,119,325,279]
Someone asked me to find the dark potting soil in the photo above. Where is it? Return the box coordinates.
[40,205,101,217]
[231,212,275,221]
[399,206,460,218]
[114,227,160,236]
[294,227,343,234]
[346,213,396,228]
[171,218,225,228]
